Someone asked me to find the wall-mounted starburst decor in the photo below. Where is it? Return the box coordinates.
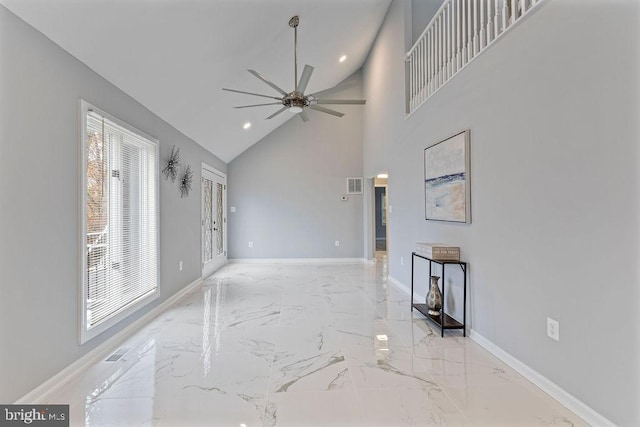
[180,165,193,198]
[162,145,180,182]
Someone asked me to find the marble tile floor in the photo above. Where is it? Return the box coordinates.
[45,261,586,426]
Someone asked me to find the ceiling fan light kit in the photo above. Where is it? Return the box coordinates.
[223,15,365,123]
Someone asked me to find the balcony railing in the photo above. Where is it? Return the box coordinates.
[406,0,545,115]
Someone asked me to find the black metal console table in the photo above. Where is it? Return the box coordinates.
[411,252,467,337]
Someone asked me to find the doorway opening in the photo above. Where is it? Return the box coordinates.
[373,174,389,261]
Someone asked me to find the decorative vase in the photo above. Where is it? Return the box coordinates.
[426,275,442,316]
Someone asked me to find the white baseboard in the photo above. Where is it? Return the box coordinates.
[470,330,615,427]
[388,275,612,426]
[228,258,371,265]
[15,277,204,404]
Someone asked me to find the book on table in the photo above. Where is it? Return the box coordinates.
[415,243,460,261]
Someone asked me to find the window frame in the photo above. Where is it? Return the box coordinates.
[79,99,160,344]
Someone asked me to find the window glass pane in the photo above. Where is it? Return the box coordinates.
[216,182,224,256]
[204,178,213,262]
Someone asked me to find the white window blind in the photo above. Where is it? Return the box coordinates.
[82,103,159,343]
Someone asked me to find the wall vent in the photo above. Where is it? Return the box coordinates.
[346,177,363,195]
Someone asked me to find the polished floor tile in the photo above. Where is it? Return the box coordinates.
[45,261,586,426]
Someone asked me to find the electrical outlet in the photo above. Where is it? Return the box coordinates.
[248,241,253,248]
[335,240,340,247]
[179,261,183,271]
[400,256,404,266]
[547,317,559,341]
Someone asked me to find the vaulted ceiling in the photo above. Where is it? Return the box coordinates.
[1,0,391,162]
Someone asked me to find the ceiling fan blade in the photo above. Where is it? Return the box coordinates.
[315,99,366,105]
[308,105,344,118]
[296,65,314,94]
[248,70,288,96]
[266,106,288,120]
[234,103,282,109]
[299,110,309,123]
[222,88,282,100]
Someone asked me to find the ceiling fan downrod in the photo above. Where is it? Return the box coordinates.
[289,15,299,91]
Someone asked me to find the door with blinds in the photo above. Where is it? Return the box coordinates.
[202,166,226,277]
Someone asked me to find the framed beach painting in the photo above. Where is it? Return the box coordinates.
[424,130,471,223]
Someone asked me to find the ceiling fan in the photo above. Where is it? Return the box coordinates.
[222,15,366,123]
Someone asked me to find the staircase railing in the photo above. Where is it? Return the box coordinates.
[406,0,545,115]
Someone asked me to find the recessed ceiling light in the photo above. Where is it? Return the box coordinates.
[339,55,347,63]
[376,334,388,341]
[377,173,388,179]
[243,122,252,130]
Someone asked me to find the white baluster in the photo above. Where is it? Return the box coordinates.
[416,41,420,105]
[467,0,473,61]
[520,0,526,15]
[433,24,437,91]
[413,50,420,109]
[443,3,447,80]
[487,0,493,44]
[502,0,508,32]
[434,19,438,89]
[446,3,451,80]
[511,0,516,24]
[438,15,442,87]
[407,55,412,111]
[422,38,427,101]
[428,28,433,95]
[442,14,446,87]
[410,55,414,111]
[480,0,486,50]
[461,0,467,65]
[431,26,435,93]
[459,0,464,68]
[472,0,478,57]
[452,0,457,75]
[436,16,442,89]
[442,11,446,83]
[440,7,444,82]
[416,51,419,107]
[416,43,420,106]
[432,28,436,95]
[413,46,421,108]
[450,1,455,76]
[494,0,500,37]
[416,52,419,110]
[419,39,424,104]
[454,0,459,73]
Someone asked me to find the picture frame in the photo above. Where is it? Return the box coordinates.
[424,130,471,223]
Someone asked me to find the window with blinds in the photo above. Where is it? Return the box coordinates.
[81,101,159,343]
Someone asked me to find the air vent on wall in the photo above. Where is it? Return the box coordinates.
[347,177,363,195]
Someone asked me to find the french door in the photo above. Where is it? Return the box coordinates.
[202,165,226,277]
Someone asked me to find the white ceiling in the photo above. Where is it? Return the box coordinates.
[1,0,391,162]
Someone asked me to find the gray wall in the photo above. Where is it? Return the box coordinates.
[228,72,364,259]
[363,0,639,425]
[0,5,226,403]
[411,0,444,44]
